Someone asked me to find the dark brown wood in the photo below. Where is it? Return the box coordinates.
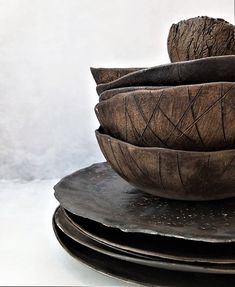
[90,67,143,84]
[96,56,235,95]
[96,130,235,200]
[168,16,235,63]
[96,82,235,151]
[99,86,170,101]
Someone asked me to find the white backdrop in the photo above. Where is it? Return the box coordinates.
[0,0,233,179]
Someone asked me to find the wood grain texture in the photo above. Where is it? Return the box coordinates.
[90,67,143,85]
[96,130,235,201]
[168,16,235,63]
[99,86,170,101]
[96,56,235,95]
[96,82,235,151]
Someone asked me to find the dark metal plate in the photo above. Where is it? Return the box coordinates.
[55,206,151,261]
[53,212,235,287]
[55,207,235,273]
[54,162,235,242]
[64,209,235,264]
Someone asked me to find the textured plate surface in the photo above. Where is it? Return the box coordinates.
[55,207,235,273]
[55,206,152,261]
[64,209,235,264]
[54,162,235,242]
[53,214,235,287]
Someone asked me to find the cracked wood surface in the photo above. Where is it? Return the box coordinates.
[168,16,235,62]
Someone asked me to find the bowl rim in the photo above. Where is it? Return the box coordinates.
[96,81,235,104]
[97,55,235,85]
[96,55,235,95]
[96,129,235,155]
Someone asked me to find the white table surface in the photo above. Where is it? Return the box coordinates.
[0,179,137,286]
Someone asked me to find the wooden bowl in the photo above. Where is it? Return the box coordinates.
[96,56,235,95]
[95,82,235,151]
[99,86,170,101]
[96,129,235,201]
[168,16,235,63]
[90,67,143,84]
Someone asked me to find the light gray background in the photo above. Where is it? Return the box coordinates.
[0,1,234,286]
[0,0,233,180]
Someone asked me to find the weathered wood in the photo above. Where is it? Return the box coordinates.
[96,82,235,151]
[168,16,235,63]
[96,130,235,200]
[96,56,235,95]
[99,86,170,101]
[90,67,143,84]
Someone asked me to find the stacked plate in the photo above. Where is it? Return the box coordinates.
[53,162,235,286]
[53,16,235,285]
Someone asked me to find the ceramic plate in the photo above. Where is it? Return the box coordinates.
[64,208,235,264]
[54,207,235,274]
[54,162,235,242]
[53,212,235,287]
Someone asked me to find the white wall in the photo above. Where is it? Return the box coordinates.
[0,0,233,179]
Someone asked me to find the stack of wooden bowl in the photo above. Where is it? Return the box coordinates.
[53,16,235,286]
[93,16,235,201]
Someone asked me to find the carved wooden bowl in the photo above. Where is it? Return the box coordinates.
[90,67,143,84]
[168,16,235,63]
[96,129,235,201]
[99,86,170,102]
[96,56,235,95]
[95,82,235,151]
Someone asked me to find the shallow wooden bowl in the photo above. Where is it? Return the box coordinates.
[99,86,170,101]
[95,82,235,151]
[96,129,235,201]
[90,67,143,84]
[96,56,235,95]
